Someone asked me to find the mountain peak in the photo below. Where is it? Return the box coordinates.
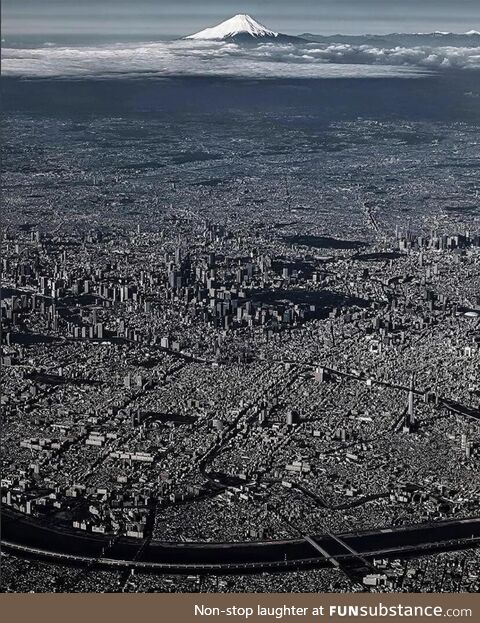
[185,14,280,41]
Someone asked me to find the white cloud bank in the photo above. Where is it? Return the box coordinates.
[2,39,480,79]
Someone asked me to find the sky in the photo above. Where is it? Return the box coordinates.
[3,0,480,37]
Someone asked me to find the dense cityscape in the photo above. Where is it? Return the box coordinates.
[1,98,480,592]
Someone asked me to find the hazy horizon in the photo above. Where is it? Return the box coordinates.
[2,0,480,38]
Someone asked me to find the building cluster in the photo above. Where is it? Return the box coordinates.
[2,217,479,547]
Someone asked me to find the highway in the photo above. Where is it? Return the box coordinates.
[267,360,480,423]
[2,510,479,574]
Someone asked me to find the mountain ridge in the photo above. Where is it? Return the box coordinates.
[300,31,480,47]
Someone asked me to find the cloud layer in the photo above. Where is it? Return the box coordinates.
[3,39,480,79]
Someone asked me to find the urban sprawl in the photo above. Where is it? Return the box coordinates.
[1,115,479,592]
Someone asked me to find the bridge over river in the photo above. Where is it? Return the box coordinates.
[2,510,479,574]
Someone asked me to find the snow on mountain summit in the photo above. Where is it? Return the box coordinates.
[185,14,280,41]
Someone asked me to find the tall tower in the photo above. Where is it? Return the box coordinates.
[404,374,415,432]
[408,374,415,426]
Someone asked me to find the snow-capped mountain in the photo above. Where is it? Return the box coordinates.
[185,14,301,43]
